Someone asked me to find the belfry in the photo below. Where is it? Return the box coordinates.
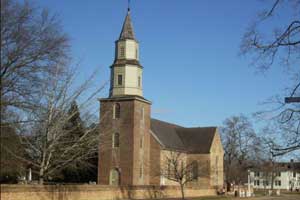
[110,8,143,97]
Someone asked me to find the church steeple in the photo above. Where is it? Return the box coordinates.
[119,10,135,40]
[109,9,143,97]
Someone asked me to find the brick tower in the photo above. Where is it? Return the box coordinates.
[98,8,151,186]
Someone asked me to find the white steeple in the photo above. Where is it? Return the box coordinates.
[109,9,143,97]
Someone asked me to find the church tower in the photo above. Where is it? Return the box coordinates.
[98,8,151,186]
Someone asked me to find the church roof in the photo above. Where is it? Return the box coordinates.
[119,10,135,40]
[150,118,217,154]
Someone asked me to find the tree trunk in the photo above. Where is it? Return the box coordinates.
[39,168,44,184]
[180,183,185,200]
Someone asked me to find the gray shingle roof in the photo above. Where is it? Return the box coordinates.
[150,118,217,153]
[119,11,135,40]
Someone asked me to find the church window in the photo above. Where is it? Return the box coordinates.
[113,103,121,119]
[140,136,143,148]
[112,132,119,148]
[117,74,123,86]
[120,47,125,57]
[138,76,141,87]
[135,48,138,59]
[191,161,198,180]
[141,107,144,121]
[139,164,143,178]
[109,168,120,185]
[167,162,171,178]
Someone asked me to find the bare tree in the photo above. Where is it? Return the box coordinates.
[220,115,261,190]
[160,151,206,200]
[1,65,106,184]
[254,136,283,195]
[1,0,69,117]
[240,0,300,154]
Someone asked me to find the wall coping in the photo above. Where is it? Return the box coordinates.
[0,184,213,192]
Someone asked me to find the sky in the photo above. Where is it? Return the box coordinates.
[34,0,293,129]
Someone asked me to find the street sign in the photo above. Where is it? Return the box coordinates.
[285,97,300,103]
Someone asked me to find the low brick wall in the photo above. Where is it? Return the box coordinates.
[0,184,216,200]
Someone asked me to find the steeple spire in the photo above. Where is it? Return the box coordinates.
[119,8,135,40]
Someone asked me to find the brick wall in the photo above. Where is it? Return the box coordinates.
[209,130,224,188]
[187,154,211,188]
[98,98,135,185]
[0,184,217,200]
[98,97,151,186]
[149,134,161,185]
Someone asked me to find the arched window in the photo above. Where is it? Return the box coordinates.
[140,135,143,148]
[110,168,120,185]
[141,107,144,121]
[113,103,120,119]
[139,164,143,179]
[112,132,119,148]
[191,161,198,180]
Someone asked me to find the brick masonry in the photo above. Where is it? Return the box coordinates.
[98,97,151,185]
[0,184,217,200]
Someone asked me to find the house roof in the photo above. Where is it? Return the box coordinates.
[119,10,135,40]
[150,118,217,154]
[276,162,300,171]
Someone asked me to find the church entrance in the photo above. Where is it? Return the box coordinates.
[109,168,120,185]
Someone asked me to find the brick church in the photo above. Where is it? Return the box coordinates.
[98,9,224,188]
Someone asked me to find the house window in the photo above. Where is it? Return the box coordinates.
[255,172,260,177]
[293,172,296,177]
[117,74,123,86]
[138,76,141,87]
[112,132,119,148]
[275,180,281,186]
[120,47,125,57]
[276,172,281,177]
[113,103,121,119]
[254,180,260,186]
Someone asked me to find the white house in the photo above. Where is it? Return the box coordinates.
[248,161,300,191]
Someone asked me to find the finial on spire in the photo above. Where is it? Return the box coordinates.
[128,0,131,12]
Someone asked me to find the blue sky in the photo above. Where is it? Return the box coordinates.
[35,0,292,128]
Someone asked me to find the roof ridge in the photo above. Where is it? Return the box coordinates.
[151,118,184,128]
[176,126,217,129]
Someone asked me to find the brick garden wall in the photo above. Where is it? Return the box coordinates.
[0,184,216,200]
